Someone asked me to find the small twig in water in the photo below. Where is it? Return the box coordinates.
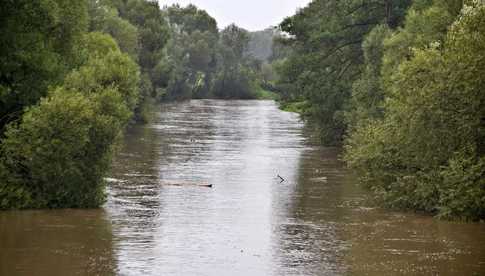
[277,174,285,183]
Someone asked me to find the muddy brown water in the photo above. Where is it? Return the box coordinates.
[1,100,484,275]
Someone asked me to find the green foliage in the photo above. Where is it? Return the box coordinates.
[276,0,412,145]
[381,0,462,90]
[160,5,263,100]
[346,25,392,129]
[79,32,120,59]
[212,67,258,99]
[261,62,277,84]
[161,27,218,100]
[271,0,482,220]
[0,2,141,209]
[123,0,170,73]
[438,149,485,220]
[0,0,88,133]
[65,45,140,110]
[101,0,170,120]
[164,3,219,99]
[280,101,310,114]
[0,87,130,209]
[247,28,279,61]
[166,4,218,35]
[1,0,481,221]
[211,24,260,99]
[88,0,139,59]
[254,87,279,100]
[219,24,250,64]
[138,4,271,101]
[345,0,485,220]
[135,92,156,124]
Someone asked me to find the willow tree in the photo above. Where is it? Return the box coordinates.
[212,24,257,99]
[160,4,219,100]
[0,33,140,209]
[276,0,411,144]
[345,0,485,220]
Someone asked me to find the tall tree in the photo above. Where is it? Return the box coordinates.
[88,0,140,60]
[1,32,140,209]
[161,4,219,100]
[345,0,485,220]
[0,0,88,134]
[276,0,411,144]
[96,0,170,120]
[212,24,256,99]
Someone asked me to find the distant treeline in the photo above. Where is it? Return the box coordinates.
[273,0,485,220]
[160,5,277,100]
[0,0,279,209]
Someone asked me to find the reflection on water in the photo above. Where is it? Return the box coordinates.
[107,100,308,275]
[1,100,484,275]
[289,145,485,275]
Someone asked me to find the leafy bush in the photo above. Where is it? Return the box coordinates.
[65,49,140,110]
[0,87,130,209]
[438,149,485,220]
[0,31,138,209]
[345,1,485,220]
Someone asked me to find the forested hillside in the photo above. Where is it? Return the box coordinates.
[276,0,485,220]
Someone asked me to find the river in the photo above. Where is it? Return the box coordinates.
[1,100,484,275]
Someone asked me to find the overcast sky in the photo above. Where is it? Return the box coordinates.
[158,0,312,31]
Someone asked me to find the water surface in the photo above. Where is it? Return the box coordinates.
[1,100,484,275]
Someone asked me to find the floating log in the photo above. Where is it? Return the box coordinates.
[162,181,213,188]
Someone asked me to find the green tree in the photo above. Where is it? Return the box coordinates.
[123,0,170,74]
[166,4,218,35]
[88,0,139,60]
[276,0,411,144]
[0,31,139,209]
[346,25,392,129]
[381,0,462,90]
[345,0,485,220]
[0,0,88,134]
[161,4,219,100]
[247,28,279,61]
[212,24,258,99]
[65,34,140,110]
[115,0,170,121]
[0,88,130,209]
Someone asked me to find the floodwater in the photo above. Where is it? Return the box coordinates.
[1,100,484,276]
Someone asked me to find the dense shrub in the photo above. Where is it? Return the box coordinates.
[0,32,138,209]
[0,87,130,209]
[345,1,485,220]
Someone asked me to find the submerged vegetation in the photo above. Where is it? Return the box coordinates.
[275,0,485,221]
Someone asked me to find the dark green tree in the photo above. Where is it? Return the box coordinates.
[0,27,140,209]
[212,24,258,99]
[345,0,484,220]
[276,0,411,144]
[166,4,218,35]
[161,4,219,100]
[88,0,139,60]
[0,0,88,134]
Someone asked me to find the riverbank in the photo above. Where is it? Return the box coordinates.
[3,100,484,275]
